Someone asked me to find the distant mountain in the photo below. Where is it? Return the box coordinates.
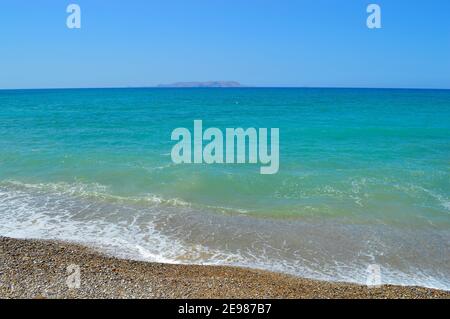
[157,81,243,88]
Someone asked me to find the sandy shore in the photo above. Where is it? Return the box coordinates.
[0,236,448,299]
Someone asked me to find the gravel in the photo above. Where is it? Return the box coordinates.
[0,236,448,299]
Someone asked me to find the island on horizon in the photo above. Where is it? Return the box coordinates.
[157,81,244,88]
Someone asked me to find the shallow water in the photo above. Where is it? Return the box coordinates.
[0,88,449,289]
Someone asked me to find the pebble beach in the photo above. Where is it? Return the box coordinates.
[0,237,448,299]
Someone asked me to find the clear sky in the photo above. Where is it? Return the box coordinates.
[1,0,449,89]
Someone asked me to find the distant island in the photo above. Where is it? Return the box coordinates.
[157,81,244,88]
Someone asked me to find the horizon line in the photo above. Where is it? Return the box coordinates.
[1,85,450,91]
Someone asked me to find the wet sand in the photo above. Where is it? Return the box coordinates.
[0,236,448,299]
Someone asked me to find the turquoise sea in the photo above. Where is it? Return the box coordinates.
[0,88,449,289]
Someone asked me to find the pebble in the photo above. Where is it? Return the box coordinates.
[0,236,448,299]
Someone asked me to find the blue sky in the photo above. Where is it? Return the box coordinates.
[1,0,449,89]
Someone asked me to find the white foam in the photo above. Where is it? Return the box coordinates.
[0,181,244,267]
[0,181,449,291]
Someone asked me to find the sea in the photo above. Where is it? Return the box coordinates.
[0,88,449,290]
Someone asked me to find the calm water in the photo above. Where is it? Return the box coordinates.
[0,88,449,289]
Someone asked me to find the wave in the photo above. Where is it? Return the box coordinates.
[0,180,449,291]
[0,180,249,215]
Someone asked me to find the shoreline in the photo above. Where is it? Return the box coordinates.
[0,236,448,299]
